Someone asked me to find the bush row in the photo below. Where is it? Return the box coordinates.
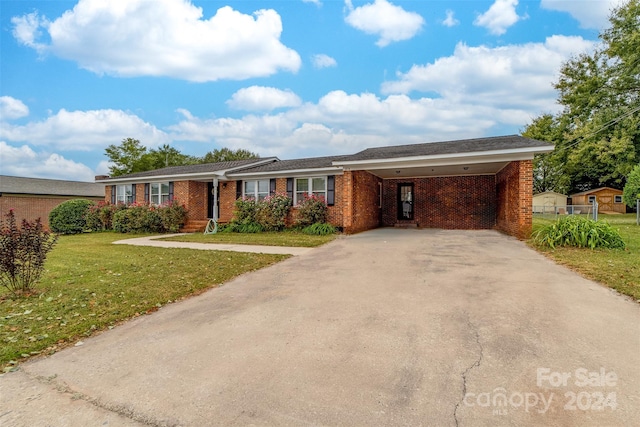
[228,193,335,234]
[49,199,187,234]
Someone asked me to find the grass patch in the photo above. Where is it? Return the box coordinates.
[0,232,287,369]
[531,214,639,301]
[160,229,337,248]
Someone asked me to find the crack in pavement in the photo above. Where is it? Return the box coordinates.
[453,315,484,427]
[20,368,178,427]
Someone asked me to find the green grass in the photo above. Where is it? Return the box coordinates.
[531,214,640,301]
[0,232,288,370]
[160,229,337,247]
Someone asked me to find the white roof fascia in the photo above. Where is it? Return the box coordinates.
[333,146,552,169]
[95,158,278,184]
[335,147,549,171]
[228,167,344,179]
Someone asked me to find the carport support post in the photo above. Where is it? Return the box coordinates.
[212,178,218,222]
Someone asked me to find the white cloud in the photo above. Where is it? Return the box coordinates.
[442,10,460,27]
[11,0,301,82]
[227,86,302,111]
[345,0,425,47]
[302,0,322,5]
[474,0,522,35]
[381,35,595,113]
[0,141,96,182]
[312,54,338,69]
[0,96,30,120]
[1,108,169,151]
[540,0,622,29]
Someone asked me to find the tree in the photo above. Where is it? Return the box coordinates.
[523,0,640,194]
[104,138,150,177]
[623,163,640,208]
[144,144,199,170]
[201,148,259,163]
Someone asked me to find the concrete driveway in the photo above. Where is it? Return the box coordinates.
[2,229,639,426]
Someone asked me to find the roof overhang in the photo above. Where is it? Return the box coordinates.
[95,158,279,184]
[228,167,344,179]
[333,146,553,179]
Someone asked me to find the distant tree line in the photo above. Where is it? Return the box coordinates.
[522,0,639,199]
[104,138,259,177]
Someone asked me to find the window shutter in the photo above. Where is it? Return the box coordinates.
[111,185,116,204]
[270,178,276,195]
[286,178,293,199]
[327,175,335,206]
[236,180,243,200]
[131,184,136,202]
[144,183,150,202]
[168,182,174,201]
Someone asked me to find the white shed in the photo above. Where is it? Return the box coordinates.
[533,191,568,213]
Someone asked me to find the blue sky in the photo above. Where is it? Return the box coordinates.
[0,0,621,181]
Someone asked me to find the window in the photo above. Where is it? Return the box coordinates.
[295,177,326,204]
[116,184,134,204]
[244,180,269,201]
[150,182,170,205]
[588,195,596,203]
[614,195,623,203]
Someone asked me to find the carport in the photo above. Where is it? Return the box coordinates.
[334,136,550,238]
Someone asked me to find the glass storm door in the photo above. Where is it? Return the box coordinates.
[397,183,414,220]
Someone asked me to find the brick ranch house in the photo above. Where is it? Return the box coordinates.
[96,135,553,238]
[0,175,105,229]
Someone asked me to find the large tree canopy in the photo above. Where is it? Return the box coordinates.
[523,0,640,194]
[104,140,259,177]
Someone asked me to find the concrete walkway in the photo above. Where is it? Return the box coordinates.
[113,233,314,256]
[2,229,639,426]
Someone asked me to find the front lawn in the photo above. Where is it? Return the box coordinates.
[160,229,337,247]
[531,214,639,301]
[0,232,288,370]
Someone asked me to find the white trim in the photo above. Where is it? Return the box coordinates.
[333,146,551,170]
[95,158,278,184]
[229,167,343,179]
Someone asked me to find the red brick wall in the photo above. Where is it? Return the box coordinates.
[381,176,496,229]
[496,160,533,238]
[173,181,207,222]
[342,171,381,234]
[1,195,103,229]
[218,181,238,223]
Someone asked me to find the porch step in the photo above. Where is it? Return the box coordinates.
[394,222,418,228]
[179,220,211,233]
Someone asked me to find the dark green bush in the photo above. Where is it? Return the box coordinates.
[230,194,291,232]
[1,210,58,296]
[112,201,187,233]
[302,222,336,235]
[295,195,328,227]
[48,199,95,234]
[532,216,626,249]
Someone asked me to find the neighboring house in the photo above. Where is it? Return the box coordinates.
[96,135,554,238]
[532,191,568,213]
[0,175,106,228]
[570,187,625,213]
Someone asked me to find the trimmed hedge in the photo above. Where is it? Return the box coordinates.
[48,199,95,234]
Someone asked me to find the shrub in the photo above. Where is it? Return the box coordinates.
[622,163,640,208]
[112,201,187,233]
[85,201,127,231]
[230,194,292,232]
[0,210,58,296]
[48,199,95,234]
[302,222,336,235]
[255,193,292,231]
[295,194,328,227]
[532,216,626,249]
[158,200,188,233]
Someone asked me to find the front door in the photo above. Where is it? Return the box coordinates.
[397,183,414,220]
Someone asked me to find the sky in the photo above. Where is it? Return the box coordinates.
[0,0,623,182]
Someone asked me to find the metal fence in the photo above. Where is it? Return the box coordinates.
[533,203,598,221]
